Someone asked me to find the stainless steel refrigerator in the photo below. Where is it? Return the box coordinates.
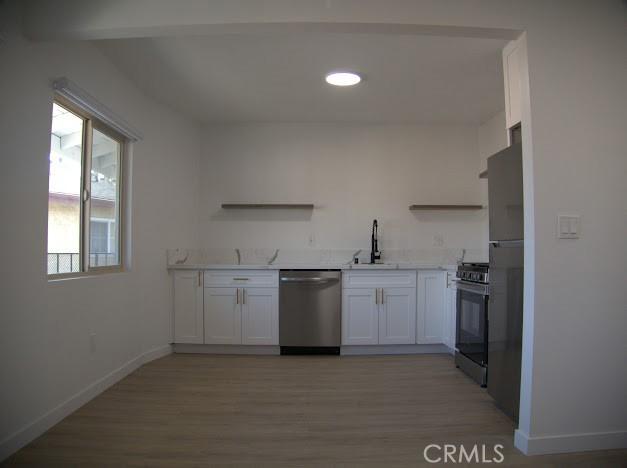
[487,142,524,423]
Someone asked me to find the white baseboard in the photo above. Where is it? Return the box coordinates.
[142,343,173,362]
[173,344,450,356]
[341,344,450,355]
[0,344,172,462]
[173,344,280,355]
[515,428,627,455]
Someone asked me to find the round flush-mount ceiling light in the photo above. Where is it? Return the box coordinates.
[325,71,362,87]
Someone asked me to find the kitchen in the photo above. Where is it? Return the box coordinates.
[1,1,626,466]
[163,33,522,414]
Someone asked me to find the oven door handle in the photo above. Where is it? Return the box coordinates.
[457,281,489,296]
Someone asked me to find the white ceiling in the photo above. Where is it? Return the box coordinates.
[97,33,506,125]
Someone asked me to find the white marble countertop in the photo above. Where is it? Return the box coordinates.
[165,247,482,272]
[167,262,457,271]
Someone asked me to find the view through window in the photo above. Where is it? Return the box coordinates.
[47,101,123,276]
[89,127,121,268]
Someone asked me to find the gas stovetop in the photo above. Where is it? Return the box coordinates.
[456,262,489,284]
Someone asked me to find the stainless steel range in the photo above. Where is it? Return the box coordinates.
[455,262,489,387]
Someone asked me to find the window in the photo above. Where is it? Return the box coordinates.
[90,220,110,255]
[89,219,116,266]
[47,98,125,276]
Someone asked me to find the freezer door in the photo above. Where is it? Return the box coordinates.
[488,143,524,241]
[488,242,524,422]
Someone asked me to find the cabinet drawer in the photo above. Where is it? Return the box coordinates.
[204,270,278,288]
[343,270,417,289]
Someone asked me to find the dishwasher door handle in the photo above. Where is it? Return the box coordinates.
[280,277,338,284]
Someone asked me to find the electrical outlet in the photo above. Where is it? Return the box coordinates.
[433,234,444,247]
[89,333,96,354]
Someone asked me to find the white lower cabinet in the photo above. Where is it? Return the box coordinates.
[342,271,417,346]
[203,270,279,346]
[204,286,279,345]
[342,287,416,345]
[241,287,279,345]
[174,270,279,346]
[416,270,447,344]
[342,288,378,345]
[173,270,204,344]
[204,287,242,344]
[444,272,458,350]
[174,268,451,350]
[379,288,416,344]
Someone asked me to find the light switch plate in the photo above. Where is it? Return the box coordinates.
[557,214,580,239]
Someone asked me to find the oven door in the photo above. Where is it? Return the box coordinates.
[456,281,489,367]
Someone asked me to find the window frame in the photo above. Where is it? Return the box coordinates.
[48,95,126,279]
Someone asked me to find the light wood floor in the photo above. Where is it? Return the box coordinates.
[4,354,626,467]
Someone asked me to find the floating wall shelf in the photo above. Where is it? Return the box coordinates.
[409,204,483,211]
[221,203,314,209]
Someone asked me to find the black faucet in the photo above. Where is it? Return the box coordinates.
[370,219,381,264]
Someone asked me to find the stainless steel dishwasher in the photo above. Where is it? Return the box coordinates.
[279,270,341,355]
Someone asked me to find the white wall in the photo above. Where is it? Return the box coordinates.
[0,2,202,457]
[519,11,627,451]
[200,123,487,255]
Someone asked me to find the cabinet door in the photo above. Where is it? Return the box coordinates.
[416,271,446,344]
[342,288,378,345]
[503,39,522,129]
[241,287,278,345]
[204,287,241,344]
[379,288,416,345]
[173,270,204,344]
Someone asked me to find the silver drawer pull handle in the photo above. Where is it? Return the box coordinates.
[233,278,249,281]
